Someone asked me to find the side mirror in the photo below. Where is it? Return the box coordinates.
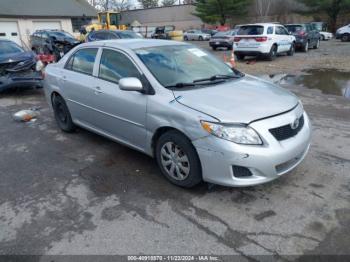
[119,77,143,92]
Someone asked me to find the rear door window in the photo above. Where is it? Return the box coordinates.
[66,48,98,75]
[285,25,303,33]
[267,27,274,34]
[237,26,264,35]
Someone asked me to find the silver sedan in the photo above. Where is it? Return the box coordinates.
[184,30,211,41]
[44,39,311,188]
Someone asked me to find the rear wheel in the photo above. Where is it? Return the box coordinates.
[314,39,320,49]
[287,43,295,56]
[212,46,217,51]
[156,131,202,188]
[198,36,203,41]
[52,94,75,132]
[184,36,188,41]
[321,35,325,41]
[236,54,245,61]
[341,34,350,42]
[267,45,277,61]
[302,41,309,52]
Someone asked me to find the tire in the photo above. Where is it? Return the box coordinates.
[341,34,350,42]
[155,130,202,188]
[313,39,320,49]
[267,44,277,61]
[236,54,245,61]
[184,36,188,41]
[198,36,203,41]
[52,94,75,132]
[287,43,295,56]
[212,46,217,51]
[302,41,309,52]
[321,35,325,41]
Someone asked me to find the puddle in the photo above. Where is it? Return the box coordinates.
[261,69,350,100]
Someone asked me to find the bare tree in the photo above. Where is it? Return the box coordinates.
[87,0,132,11]
[254,0,273,20]
[162,0,176,6]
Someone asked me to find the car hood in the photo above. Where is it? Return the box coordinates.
[0,51,34,64]
[173,75,298,123]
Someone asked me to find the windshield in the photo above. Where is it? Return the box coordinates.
[135,45,240,88]
[50,31,74,38]
[0,41,24,56]
[237,26,264,35]
[117,31,142,39]
[285,25,304,33]
[213,31,230,37]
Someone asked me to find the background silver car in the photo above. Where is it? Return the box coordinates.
[44,39,311,188]
[184,30,211,41]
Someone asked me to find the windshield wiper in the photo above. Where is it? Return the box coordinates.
[193,74,241,83]
[165,82,198,88]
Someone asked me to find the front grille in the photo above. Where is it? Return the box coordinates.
[269,115,304,141]
[232,166,253,178]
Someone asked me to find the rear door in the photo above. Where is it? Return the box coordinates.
[60,48,100,125]
[275,26,291,52]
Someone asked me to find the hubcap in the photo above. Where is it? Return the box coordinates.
[56,101,67,123]
[160,142,190,181]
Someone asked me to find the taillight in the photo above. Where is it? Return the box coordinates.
[234,37,241,42]
[298,31,306,36]
[255,37,268,42]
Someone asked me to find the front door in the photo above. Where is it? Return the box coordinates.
[92,48,148,150]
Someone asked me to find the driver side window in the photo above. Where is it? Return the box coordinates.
[99,49,141,84]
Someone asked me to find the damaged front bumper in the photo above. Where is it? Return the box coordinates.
[0,71,42,92]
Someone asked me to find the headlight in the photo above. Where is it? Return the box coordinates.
[201,121,263,145]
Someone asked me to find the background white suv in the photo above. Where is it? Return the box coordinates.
[336,24,350,42]
[234,23,296,61]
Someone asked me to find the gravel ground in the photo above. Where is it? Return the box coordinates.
[0,39,349,260]
[194,39,350,75]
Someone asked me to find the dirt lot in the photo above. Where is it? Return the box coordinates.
[0,39,349,260]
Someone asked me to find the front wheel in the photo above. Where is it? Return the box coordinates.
[52,94,75,132]
[198,36,203,41]
[341,34,350,42]
[156,131,202,188]
[184,36,188,41]
[236,54,245,60]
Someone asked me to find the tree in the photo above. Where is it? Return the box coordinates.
[87,0,132,11]
[162,0,177,6]
[137,0,159,8]
[296,0,350,32]
[193,0,251,26]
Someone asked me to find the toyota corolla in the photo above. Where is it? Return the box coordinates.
[44,39,311,188]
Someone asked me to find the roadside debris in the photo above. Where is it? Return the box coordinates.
[13,107,40,122]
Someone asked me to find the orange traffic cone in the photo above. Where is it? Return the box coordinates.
[230,49,236,68]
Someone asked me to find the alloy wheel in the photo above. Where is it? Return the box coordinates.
[160,142,190,181]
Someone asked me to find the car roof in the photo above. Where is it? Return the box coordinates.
[239,23,281,27]
[82,39,187,50]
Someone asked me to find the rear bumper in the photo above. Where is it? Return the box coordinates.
[0,71,42,92]
[193,105,312,187]
[209,41,232,48]
[233,43,271,55]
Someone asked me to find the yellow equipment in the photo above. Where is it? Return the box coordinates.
[85,11,127,33]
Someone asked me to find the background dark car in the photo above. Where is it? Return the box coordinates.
[0,40,42,92]
[201,29,218,36]
[209,29,238,50]
[30,30,80,61]
[285,24,321,52]
[86,30,142,42]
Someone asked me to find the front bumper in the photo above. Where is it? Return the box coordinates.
[193,105,312,187]
[0,71,42,92]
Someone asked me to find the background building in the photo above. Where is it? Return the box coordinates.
[0,0,97,47]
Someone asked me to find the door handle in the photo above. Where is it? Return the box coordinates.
[94,86,103,95]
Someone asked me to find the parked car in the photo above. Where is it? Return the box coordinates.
[86,30,143,42]
[201,29,218,36]
[44,39,311,188]
[30,30,81,61]
[184,30,211,41]
[209,29,238,50]
[285,24,321,52]
[311,22,333,41]
[336,24,350,42]
[151,26,175,39]
[0,39,42,92]
[234,23,296,61]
